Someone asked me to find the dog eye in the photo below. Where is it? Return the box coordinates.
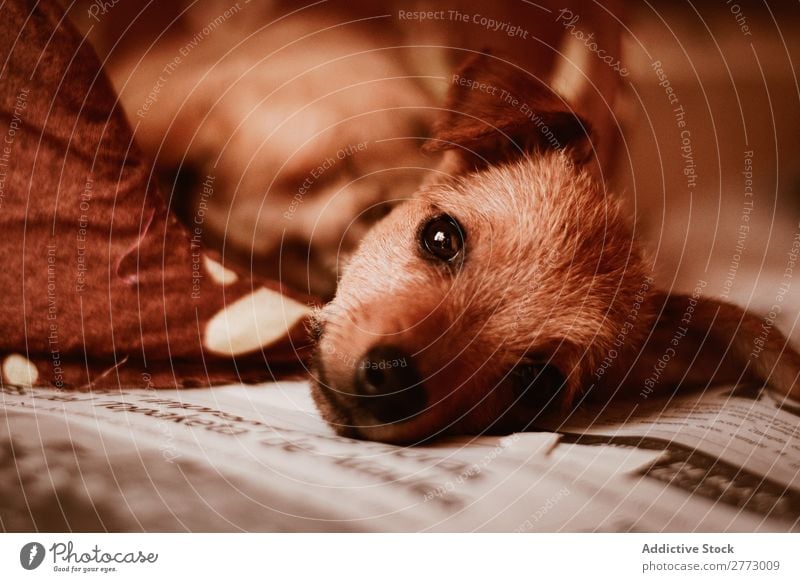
[420,215,464,262]
[511,363,566,410]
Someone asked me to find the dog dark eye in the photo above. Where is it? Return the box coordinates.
[420,215,464,262]
[511,364,566,410]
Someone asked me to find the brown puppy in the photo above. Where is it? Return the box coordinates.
[310,53,800,444]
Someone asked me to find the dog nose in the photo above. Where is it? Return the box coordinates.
[354,346,426,423]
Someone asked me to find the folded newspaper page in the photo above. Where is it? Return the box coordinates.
[1,382,797,532]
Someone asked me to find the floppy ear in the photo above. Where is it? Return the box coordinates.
[423,52,593,171]
[612,291,800,404]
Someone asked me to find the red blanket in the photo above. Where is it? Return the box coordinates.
[0,1,312,389]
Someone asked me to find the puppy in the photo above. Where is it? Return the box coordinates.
[310,52,800,444]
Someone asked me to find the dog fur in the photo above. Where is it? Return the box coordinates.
[310,50,800,444]
[67,1,800,442]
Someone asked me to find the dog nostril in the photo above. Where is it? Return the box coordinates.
[354,346,426,423]
[363,365,388,393]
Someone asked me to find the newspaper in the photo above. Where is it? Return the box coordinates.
[1,381,798,532]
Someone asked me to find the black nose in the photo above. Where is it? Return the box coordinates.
[354,346,426,423]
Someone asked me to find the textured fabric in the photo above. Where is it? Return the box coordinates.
[0,0,312,389]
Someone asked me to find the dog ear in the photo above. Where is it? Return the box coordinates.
[423,53,592,170]
[611,291,800,404]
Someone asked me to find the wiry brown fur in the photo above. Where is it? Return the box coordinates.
[311,33,800,445]
[312,148,658,443]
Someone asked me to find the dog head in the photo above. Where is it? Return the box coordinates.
[310,54,800,443]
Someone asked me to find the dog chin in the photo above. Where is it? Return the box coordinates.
[308,348,360,439]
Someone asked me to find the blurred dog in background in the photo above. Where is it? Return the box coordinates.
[71,1,439,297]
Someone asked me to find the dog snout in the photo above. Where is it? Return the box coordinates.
[354,346,426,423]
